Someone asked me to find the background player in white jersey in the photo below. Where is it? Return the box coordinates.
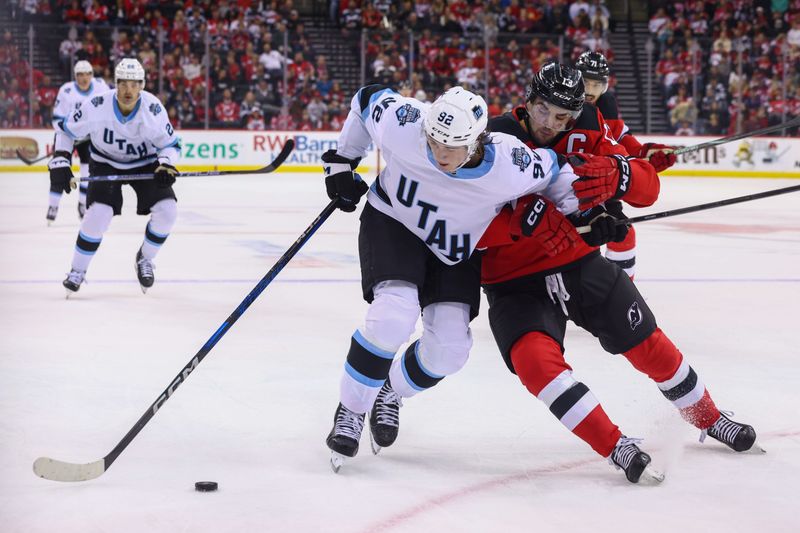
[49,58,180,296]
[322,84,615,472]
[47,60,110,225]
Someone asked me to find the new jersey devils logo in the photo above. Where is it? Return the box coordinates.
[627,301,643,330]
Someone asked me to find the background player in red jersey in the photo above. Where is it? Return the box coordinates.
[575,51,677,278]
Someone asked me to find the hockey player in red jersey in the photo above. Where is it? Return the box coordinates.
[575,51,677,278]
[479,63,759,482]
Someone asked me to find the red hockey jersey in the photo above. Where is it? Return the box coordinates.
[479,104,659,284]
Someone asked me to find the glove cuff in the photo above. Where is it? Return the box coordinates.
[321,149,361,170]
[611,154,632,199]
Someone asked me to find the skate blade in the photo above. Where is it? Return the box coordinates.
[746,440,767,454]
[47,220,54,227]
[369,432,382,456]
[330,452,348,474]
[641,465,665,484]
[140,286,148,294]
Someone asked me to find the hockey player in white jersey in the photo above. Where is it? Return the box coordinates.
[49,58,180,296]
[47,60,110,224]
[322,84,623,472]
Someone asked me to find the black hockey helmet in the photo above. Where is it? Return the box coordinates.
[526,61,585,113]
[575,51,610,81]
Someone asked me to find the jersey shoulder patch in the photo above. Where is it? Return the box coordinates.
[91,95,104,107]
[510,146,531,171]
[64,87,72,94]
[149,102,162,116]
[395,103,420,126]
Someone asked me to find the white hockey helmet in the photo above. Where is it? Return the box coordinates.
[115,58,146,88]
[73,60,93,75]
[424,86,488,149]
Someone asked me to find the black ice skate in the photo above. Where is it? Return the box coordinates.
[326,402,365,473]
[46,206,58,225]
[701,411,764,453]
[609,436,664,484]
[63,269,85,298]
[369,378,403,455]
[134,248,155,293]
[77,202,86,220]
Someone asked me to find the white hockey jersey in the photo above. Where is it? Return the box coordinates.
[336,85,579,265]
[54,89,180,169]
[51,78,111,130]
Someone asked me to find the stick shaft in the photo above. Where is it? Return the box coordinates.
[672,116,800,155]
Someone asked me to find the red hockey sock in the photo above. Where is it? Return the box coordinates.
[511,332,621,457]
[624,328,720,430]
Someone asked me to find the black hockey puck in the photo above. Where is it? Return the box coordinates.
[194,481,218,492]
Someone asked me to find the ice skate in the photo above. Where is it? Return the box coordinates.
[326,403,365,473]
[63,269,85,298]
[134,248,155,293]
[369,378,402,455]
[701,411,764,453]
[77,202,86,220]
[609,436,664,484]
[46,206,58,226]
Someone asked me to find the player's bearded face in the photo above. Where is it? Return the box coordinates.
[526,99,576,144]
[116,80,143,109]
[75,72,93,91]
[583,79,608,104]
[426,135,470,173]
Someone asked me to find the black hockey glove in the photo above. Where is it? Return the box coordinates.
[154,162,179,187]
[322,149,368,213]
[48,151,74,194]
[569,201,630,247]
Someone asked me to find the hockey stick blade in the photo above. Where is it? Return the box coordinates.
[80,138,295,182]
[576,183,800,234]
[16,149,50,165]
[32,197,338,482]
[33,457,105,482]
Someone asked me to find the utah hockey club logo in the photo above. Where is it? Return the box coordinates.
[511,147,532,172]
[395,103,420,126]
[149,103,163,116]
[627,301,643,330]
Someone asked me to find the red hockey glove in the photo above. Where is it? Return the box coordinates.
[512,195,580,257]
[638,142,677,173]
[568,153,632,210]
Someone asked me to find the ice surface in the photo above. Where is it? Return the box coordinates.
[1,172,798,532]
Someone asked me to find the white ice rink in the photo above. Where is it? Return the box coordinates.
[1,170,798,533]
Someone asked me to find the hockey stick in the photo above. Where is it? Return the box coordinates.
[16,149,51,165]
[576,183,800,234]
[670,116,800,156]
[79,139,295,182]
[33,197,339,482]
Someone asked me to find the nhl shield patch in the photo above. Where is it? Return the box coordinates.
[511,147,532,172]
[395,103,420,126]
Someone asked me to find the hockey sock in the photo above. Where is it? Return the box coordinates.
[79,163,89,204]
[340,329,398,414]
[623,328,720,429]
[71,202,113,272]
[388,302,472,399]
[48,191,61,209]
[140,199,177,260]
[605,225,636,279]
[511,332,621,457]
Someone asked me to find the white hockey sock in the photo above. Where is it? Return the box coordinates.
[48,191,62,208]
[71,203,113,272]
[140,199,177,260]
